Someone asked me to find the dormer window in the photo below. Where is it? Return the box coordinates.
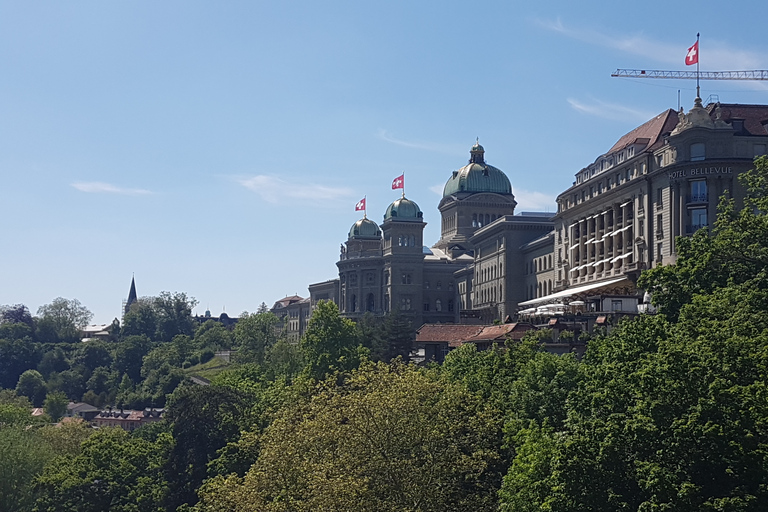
[691,143,705,162]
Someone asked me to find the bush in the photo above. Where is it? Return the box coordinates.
[199,349,214,364]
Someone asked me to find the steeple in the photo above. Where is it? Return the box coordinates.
[124,276,137,315]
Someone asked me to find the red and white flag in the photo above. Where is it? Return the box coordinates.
[685,40,699,66]
[391,174,404,190]
[355,198,366,211]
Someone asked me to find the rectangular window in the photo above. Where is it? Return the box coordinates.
[690,180,707,203]
[656,187,663,207]
[691,143,706,161]
[423,303,430,312]
[691,208,708,232]
[611,300,622,311]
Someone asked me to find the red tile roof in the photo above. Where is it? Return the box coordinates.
[607,109,678,154]
[416,323,537,348]
[416,324,484,343]
[708,104,768,136]
[472,323,536,342]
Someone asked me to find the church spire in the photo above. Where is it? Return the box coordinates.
[125,275,137,315]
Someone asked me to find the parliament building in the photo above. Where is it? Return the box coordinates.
[274,98,768,341]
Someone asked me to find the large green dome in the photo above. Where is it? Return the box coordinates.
[442,142,513,198]
[348,217,382,239]
[384,197,423,221]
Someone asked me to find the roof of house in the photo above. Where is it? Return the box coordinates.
[415,324,485,344]
[68,402,99,414]
[607,109,678,154]
[708,103,768,135]
[416,323,537,348]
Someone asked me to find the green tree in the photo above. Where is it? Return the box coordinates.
[164,384,253,510]
[121,298,158,339]
[113,335,151,382]
[234,312,279,364]
[35,297,93,343]
[16,369,47,407]
[300,300,366,381]
[37,347,70,379]
[264,337,304,379]
[34,428,171,512]
[195,320,233,351]
[43,391,69,422]
[38,417,92,456]
[196,362,503,512]
[0,426,53,512]
[154,291,198,342]
[73,340,113,377]
[0,338,40,389]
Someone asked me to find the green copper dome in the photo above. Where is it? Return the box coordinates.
[348,217,382,239]
[384,197,423,221]
[442,142,513,198]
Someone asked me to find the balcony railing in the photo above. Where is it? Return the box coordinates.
[686,223,708,234]
[687,194,709,204]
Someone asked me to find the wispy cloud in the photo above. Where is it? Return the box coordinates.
[567,97,658,122]
[535,18,768,70]
[512,188,557,213]
[377,130,462,155]
[71,182,152,195]
[235,175,355,205]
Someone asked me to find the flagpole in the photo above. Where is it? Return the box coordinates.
[696,32,700,100]
[402,172,405,198]
[364,195,367,219]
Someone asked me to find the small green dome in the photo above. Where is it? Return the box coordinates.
[443,143,513,198]
[384,197,423,221]
[349,217,382,239]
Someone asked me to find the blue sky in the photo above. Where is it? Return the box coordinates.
[2,1,767,324]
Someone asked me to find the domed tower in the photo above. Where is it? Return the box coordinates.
[337,216,384,318]
[434,141,517,255]
[381,196,427,319]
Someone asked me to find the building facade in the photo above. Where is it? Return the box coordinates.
[519,100,768,314]
[308,142,553,328]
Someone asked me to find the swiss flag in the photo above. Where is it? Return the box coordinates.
[355,198,366,211]
[685,41,699,66]
[392,174,404,190]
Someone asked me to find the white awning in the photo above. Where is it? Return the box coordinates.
[569,243,580,251]
[585,238,595,244]
[610,253,633,263]
[518,277,630,307]
[613,225,632,234]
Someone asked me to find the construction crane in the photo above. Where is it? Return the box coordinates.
[611,69,768,80]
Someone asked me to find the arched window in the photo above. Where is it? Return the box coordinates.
[351,295,357,312]
[485,214,490,225]
[448,299,454,312]
[435,299,442,312]
[472,214,478,227]
[409,235,415,246]
[366,294,375,312]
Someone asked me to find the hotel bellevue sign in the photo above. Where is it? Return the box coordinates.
[668,166,734,181]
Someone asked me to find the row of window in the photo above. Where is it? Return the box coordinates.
[528,280,554,300]
[472,213,503,228]
[527,255,552,275]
